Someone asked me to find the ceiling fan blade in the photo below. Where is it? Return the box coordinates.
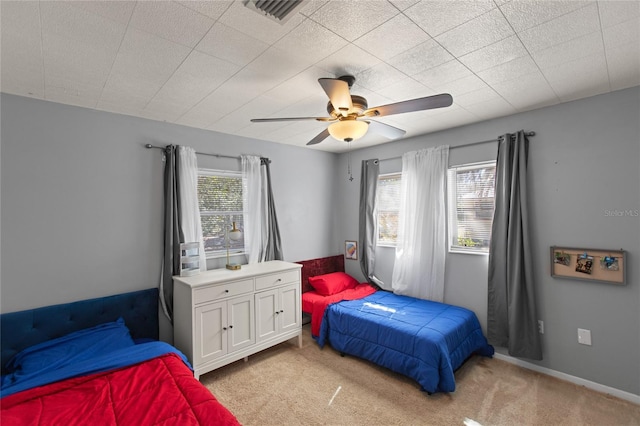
[306,128,331,146]
[364,93,453,117]
[368,120,406,140]
[251,116,335,123]
[318,78,353,115]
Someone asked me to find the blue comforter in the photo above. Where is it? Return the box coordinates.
[1,341,190,398]
[316,291,494,393]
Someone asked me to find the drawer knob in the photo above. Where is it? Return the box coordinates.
[280,310,284,313]
[275,311,279,315]
[229,325,233,328]
[225,289,229,293]
[276,278,282,282]
[223,327,227,330]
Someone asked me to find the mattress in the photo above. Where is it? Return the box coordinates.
[316,290,494,393]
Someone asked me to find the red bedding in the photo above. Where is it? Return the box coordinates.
[309,283,377,336]
[1,353,240,426]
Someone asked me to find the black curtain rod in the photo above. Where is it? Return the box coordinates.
[144,144,270,163]
[379,131,535,162]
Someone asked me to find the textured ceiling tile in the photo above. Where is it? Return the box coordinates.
[458,35,528,73]
[275,19,347,64]
[107,28,192,93]
[606,43,640,91]
[176,93,229,128]
[148,51,240,112]
[68,1,136,25]
[499,0,591,33]
[552,80,610,103]
[129,1,214,48]
[247,46,313,84]
[462,97,517,120]
[309,0,399,42]
[177,0,234,20]
[0,1,44,97]
[375,77,435,102]
[45,81,102,109]
[263,67,332,107]
[432,74,488,97]
[315,44,381,77]
[389,0,420,11]
[541,53,608,84]
[454,86,501,108]
[518,3,600,52]
[355,62,408,91]
[218,0,306,44]
[354,14,430,60]
[531,31,603,70]
[491,71,559,111]
[40,2,126,87]
[196,23,269,67]
[403,0,495,37]
[478,55,540,86]
[435,8,514,57]
[602,17,640,51]
[40,1,126,51]
[413,60,472,88]
[387,38,452,76]
[598,0,640,28]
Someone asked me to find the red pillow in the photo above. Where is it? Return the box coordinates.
[308,272,360,296]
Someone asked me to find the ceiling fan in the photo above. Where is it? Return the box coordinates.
[250,75,453,146]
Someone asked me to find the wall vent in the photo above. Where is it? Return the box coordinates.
[243,0,307,24]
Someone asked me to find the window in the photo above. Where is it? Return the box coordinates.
[197,169,245,257]
[376,173,401,246]
[447,161,496,254]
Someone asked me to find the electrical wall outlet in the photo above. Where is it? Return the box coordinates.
[538,320,544,334]
[578,328,592,345]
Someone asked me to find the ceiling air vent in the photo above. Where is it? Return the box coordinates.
[243,0,307,24]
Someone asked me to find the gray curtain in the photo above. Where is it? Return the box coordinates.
[259,158,283,261]
[487,131,542,360]
[359,159,383,287]
[159,145,184,323]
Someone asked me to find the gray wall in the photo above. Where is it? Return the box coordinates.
[2,87,639,396]
[0,93,339,318]
[335,86,640,396]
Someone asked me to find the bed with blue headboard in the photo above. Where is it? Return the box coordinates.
[0,288,239,425]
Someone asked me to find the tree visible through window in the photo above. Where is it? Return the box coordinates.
[197,169,245,256]
[376,173,401,246]
[447,162,496,253]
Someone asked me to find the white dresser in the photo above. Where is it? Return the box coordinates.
[173,260,303,379]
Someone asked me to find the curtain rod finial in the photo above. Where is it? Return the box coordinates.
[145,144,153,149]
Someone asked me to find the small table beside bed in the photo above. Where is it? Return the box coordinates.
[0,288,239,425]
[297,255,494,394]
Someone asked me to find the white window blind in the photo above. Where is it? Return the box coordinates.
[376,173,401,246]
[447,162,496,254]
[197,169,245,257]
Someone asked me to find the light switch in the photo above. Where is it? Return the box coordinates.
[578,328,592,345]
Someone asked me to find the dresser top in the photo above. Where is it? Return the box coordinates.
[173,260,301,288]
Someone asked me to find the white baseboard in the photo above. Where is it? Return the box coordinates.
[492,353,640,405]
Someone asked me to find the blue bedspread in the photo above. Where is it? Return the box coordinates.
[1,341,190,398]
[316,291,494,393]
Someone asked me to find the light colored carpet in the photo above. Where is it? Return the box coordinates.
[201,325,640,425]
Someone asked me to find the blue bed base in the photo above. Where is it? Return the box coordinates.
[0,288,159,374]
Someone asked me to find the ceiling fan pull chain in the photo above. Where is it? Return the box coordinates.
[347,141,354,182]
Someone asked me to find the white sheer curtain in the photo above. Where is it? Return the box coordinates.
[177,146,206,272]
[242,155,264,264]
[392,145,449,301]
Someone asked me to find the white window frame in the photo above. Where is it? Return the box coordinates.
[197,168,246,259]
[447,161,496,255]
[376,172,402,247]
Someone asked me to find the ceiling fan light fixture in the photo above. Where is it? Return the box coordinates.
[328,120,369,142]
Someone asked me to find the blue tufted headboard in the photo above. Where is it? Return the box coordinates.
[0,288,159,374]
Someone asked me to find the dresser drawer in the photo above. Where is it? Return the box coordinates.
[255,270,299,291]
[194,278,254,304]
